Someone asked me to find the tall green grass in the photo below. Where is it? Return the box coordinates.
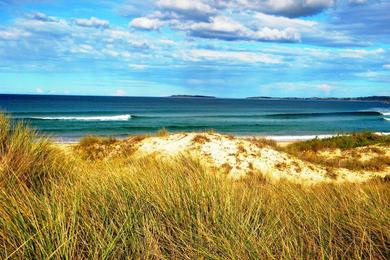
[0,116,389,259]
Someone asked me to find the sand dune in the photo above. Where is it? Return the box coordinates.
[79,132,389,184]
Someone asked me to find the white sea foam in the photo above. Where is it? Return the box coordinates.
[384,118,390,121]
[362,108,390,116]
[262,132,390,141]
[32,114,131,121]
[264,135,335,142]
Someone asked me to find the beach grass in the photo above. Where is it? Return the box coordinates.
[286,132,390,152]
[1,116,390,259]
[284,132,390,171]
[0,115,69,193]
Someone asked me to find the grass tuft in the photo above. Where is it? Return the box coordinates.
[156,128,169,137]
[79,135,117,148]
[75,135,118,160]
[248,137,278,148]
[192,134,210,144]
[0,114,69,193]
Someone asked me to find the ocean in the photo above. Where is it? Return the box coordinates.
[1,94,389,141]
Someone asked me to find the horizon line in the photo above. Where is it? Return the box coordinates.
[1,93,389,100]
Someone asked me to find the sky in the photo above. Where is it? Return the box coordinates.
[0,0,389,98]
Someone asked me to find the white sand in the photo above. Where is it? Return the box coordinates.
[132,132,388,184]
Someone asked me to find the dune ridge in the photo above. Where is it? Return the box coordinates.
[73,132,390,184]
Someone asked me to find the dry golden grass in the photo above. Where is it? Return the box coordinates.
[192,134,210,144]
[248,137,278,149]
[206,128,216,134]
[79,135,117,147]
[75,135,119,160]
[156,128,169,137]
[0,115,69,193]
[75,135,149,160]
[237,144,246,154]
[128,135,147,144]
[1,116,390,259]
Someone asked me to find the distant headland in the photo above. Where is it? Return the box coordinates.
[246,96,390,103]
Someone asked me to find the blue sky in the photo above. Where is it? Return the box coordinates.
[0,0,389,98]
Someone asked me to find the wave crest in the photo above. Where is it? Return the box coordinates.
[32,114,131,121]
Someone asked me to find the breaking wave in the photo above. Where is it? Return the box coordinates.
[31,114,132,121]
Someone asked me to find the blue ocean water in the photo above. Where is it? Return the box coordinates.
[1,94,389,140]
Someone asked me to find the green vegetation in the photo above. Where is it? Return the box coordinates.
[284,132,390,171]
[287,132,390,152]
[1,116,390,259]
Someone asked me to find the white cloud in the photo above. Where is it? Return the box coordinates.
[15,16,71,35]
[355,70,381,78]
[316,84,334,94]
[70,44,94,54]
[156,0,217,20]
[188,15,300,42]
[103,49,131,59]
[184,49,282,64]
[383,64,390,69]
[107,29,131,39]
[218,0,335,17]
[340,48,385,58]
[0,29,30,40]
[130,17,165,30]
[254,12,318,29]
[159,39,176,45]
[114,89,126,96]
[259,0,334,17]
[153,0,336,18]
[30,12,59,22]
[349,0,368,4]
[36,87,44,94]
[127,0,368,44]
[74,17,109,29]
[187,15,246,35]
[252,27,300,42]
[157,0,215,13]
[129,64,148,70]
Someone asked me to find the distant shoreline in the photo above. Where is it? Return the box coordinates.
[1,93,388,103]
[246,96,390,103]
